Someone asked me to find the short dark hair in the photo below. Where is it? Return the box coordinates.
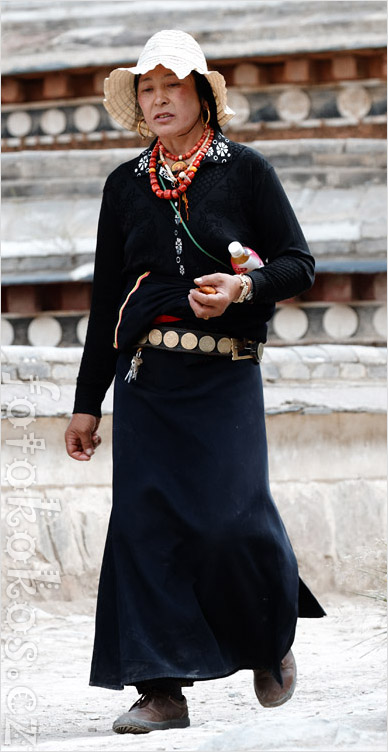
[134,71,222,133]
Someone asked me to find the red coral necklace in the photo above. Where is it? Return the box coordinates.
[149,126,214,202]
[160,128,210,167]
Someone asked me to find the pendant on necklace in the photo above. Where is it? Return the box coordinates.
[182,193,189,221]
[171,160,188,174]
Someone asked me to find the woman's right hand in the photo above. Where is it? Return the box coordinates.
[65,413,101,461]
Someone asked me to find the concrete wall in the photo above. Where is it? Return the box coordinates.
[2,343,386,601]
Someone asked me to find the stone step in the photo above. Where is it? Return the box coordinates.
[2,140,386,276]
[3,166,386,200]
[2,342,386,417]
[3,139,386,178]
[2,140,386,199]
[3,0,387,75]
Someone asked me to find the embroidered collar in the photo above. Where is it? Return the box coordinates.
[202,131,232,164]
[133,131,232,177]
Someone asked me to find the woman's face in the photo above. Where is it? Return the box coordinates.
[137,64,202,139]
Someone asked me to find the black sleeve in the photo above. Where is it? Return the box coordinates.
[73,179,126,417]
[246,164,314,304]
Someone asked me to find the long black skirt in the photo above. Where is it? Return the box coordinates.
[90,347,324,690]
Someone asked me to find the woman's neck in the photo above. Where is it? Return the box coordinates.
[158,121,206,158]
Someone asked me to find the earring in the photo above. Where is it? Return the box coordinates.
[201,106,211,127]
[137,118,151,139]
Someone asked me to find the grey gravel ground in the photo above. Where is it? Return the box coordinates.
[2,594,386,752]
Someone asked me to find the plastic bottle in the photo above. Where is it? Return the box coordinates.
[228,241,264,273]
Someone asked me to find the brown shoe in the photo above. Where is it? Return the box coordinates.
[253,650,297,708]
[112,691,190,734]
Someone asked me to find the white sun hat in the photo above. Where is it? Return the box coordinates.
[103,29,235,132]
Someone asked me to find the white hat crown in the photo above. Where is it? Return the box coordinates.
[132,29,209,79]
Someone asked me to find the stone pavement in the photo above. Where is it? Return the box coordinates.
[2,595,386,751]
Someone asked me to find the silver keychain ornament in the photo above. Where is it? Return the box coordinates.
[124,348,143,383]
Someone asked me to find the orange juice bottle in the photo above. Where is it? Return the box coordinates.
[228,241,264,273]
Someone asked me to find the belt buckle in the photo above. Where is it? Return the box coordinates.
[231,338,254,361]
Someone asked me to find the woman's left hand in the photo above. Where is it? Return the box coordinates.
[188,273,244,320]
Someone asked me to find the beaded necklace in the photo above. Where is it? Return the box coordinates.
[158,132,211,184]
[158,130,212,219]
[153,129,231,270]
[148,127,214,206]
[159,126,210,173]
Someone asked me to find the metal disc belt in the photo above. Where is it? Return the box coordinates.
[136,325,264,362]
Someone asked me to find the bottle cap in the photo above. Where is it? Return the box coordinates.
[228,241,245,258]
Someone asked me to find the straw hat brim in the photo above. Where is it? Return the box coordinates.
[103,66,235,132]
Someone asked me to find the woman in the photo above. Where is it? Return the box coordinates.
[65,29,325,735]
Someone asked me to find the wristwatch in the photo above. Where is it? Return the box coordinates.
[245,275,254,301]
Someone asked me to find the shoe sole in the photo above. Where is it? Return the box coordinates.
[113,718,190,734]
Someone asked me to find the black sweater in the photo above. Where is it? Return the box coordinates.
[73,132,314,416]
